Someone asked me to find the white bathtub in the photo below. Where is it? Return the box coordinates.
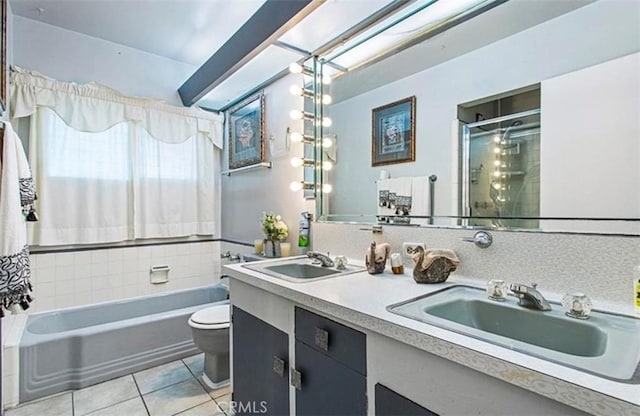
[19,284,229,402]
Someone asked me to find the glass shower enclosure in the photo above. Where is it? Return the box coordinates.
[461,109,541,229]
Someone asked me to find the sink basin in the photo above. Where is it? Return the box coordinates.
[388,285,640,382]
[265,264,340,279]
[243,256,365,283]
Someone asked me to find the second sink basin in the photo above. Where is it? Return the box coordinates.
[426,298,607,357]
[388,285,640,382]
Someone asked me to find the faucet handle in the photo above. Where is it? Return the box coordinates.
[461,231,492,248]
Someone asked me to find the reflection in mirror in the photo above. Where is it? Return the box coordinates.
[319,1,640,235]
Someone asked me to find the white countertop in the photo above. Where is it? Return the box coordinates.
[225,256,640,414]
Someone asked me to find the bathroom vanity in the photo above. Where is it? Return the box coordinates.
[224,258,639,416]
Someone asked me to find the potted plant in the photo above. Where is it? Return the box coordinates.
[261,212,288,257]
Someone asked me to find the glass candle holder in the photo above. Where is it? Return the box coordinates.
[486,279,507,301]
[390,253,404,274]
[254,239,264,255]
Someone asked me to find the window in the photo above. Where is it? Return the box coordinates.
[29,108,217,246]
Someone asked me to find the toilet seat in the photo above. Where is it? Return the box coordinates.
[188,304,230,330]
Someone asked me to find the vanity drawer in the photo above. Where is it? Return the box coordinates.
[295,306,366,375]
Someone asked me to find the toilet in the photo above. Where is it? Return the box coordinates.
[188,304,231,389]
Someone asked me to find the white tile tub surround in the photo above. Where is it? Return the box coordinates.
[28,241,223,313]
[2,314,28,408]
[313,222,640,314]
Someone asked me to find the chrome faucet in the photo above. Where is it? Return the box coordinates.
[307,251,335,267]
[509,283,551,311]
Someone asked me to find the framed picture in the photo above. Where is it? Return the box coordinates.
[228,92,265,169]
[371,96,416,166]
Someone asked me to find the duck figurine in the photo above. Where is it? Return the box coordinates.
[365,241,391,274]
[412,247,460,284]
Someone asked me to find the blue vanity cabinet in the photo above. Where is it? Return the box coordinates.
[232,306,289,416]
[293,307,367,416]
[375,383,438,416]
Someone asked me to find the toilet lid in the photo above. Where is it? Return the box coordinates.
[190,304,229,326]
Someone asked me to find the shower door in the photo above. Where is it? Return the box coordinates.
[461,109,541,229]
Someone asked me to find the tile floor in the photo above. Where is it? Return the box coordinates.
[6,354,232,416]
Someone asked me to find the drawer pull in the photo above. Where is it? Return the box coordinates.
[315,327,329,351]
[291,368,303,390]
[272,355,286,377]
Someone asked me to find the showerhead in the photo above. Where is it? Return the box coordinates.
[502,119,523,141]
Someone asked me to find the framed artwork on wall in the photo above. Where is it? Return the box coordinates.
[371,96,416,166]
[228,92,265,169]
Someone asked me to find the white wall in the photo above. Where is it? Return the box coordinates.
[540,53,640,231]
[220,74,314,247]
[326,0,640,220]
[12,16,196,106]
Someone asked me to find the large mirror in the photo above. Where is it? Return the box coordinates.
[319,0,640,235]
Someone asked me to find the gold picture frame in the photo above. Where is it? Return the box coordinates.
[228,93,265,169]
[371,96,416,166]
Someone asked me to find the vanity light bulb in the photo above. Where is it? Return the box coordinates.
[322,94,332,105]
[289,63,303,74]
[290,110,303,120]
[322,117,333,127]
[290,181,303,192]
[290,157,304,167]
[493,147,501,154]
[289,85,303,96]
[322,161,333,171]
[493,182,501,190]
[493,160,501,167]
[290,131,303,143]
[494,171,501,177]
[322,183,333,193]
[493,135,501,143]
[322,74,332,85]
[322,138,333,148]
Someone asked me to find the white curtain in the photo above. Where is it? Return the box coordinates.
[133,125,215,239]
[29,107,133,245]
[12,68,223,246]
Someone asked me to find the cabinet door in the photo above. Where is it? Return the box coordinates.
[295,340,366,416]
[375,383,438,416]
[232,306,289,416]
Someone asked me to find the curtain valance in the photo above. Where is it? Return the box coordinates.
[10,66,223,148]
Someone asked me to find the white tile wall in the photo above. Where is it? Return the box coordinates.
[27,241,223,313]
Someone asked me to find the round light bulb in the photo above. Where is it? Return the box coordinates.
[289,63,303,74]
[493,147,501,154]
[493,182,501,190]
[494,160,501,167]
[322,94,332,105]
[322,74,332,85]
[494,171,501,177]
[290,110,303,120]
[289,85,303,96]
[322,138,333,148]
[322,183,333,193]
[322,117,332,127]
[290,131,303,143]
[322,161,333,171]
[290,181,303,192]
[493,135,501,143]
[290,157,304,167]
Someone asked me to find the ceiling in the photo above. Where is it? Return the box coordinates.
[10,0,594,111]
